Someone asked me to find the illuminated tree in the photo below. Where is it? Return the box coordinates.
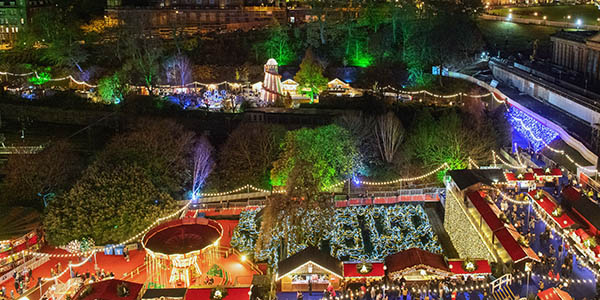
[191,136,215,200]
[97,72,128,104]
[271,125,362,194]
[210,123,285,190]
[294,49,328,103]
[263,21,296,66]
[405,110,495,177]
[376,112,404,163]
[163,54,192,87]
[44,163,176,245]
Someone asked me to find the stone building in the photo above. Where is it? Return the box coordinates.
[106,0,307,37]
[551,30,600,82]
[0,0,51,45]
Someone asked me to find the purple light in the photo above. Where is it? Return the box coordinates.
[507,107,559,152]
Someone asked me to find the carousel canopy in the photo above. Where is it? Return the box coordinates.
[277,246,343,280]
[537,288,573,300]
[74,279,143,300]
[447,169,506,190]
[384,248,450,277]
[143,218,222,256]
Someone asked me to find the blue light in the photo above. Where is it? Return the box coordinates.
[507,107,559,152]
[352,175,360,185]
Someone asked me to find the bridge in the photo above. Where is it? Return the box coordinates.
[0,145,44,155]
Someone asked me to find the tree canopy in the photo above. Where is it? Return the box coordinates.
[294,49,328,103]
[271,124,362,197]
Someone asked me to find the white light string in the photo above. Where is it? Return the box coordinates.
[41,251,95,282]
[382,85,492,99]
[23,200,193,259]
[492,150,527,169]
[325,163,450,190]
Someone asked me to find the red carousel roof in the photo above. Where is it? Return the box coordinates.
[533,168,563,178]
[505,173,536,182]
[74,279,143,300]
[447,260,491,275]
[529,190,575,229]
[343,262,385,278]
[384,248,450,274]
[537,288,573,300]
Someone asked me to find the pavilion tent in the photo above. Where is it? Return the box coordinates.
[276,246,343,293]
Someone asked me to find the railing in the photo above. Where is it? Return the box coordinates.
[0,145,44,154]
[123,262,146,280]
[491,273,513,294]
[0,256,49,284]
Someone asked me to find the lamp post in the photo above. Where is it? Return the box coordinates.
[525,262,532,298]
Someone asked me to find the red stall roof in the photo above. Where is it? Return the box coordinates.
[494,227,539,263]
[343,262,385,278]
[528,190,575,229]
[533,168,563,178]
[537,288,573,300]
[505,173,536,182]
[384,248,450,275]
[468,191,505,232]
[447,260,491,275]
[467,191,539,263]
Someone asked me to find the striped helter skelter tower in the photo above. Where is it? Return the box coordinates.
[261,58,282,103]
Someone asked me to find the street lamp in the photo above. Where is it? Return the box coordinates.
[576,19,583,28]
[525,262,532,298]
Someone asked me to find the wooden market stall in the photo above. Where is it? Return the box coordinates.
[384,248,452,281]
[342,262,385,284]
[276,247,343,293]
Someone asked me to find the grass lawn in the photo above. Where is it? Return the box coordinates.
[489,5,600,24]
[477,20,559,57]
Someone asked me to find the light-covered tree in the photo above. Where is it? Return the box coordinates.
[375,112,404,163]
[294,49,328,103]
[191,136,215,200]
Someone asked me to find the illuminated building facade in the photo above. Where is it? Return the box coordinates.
[0,0,51,45]
[105,0,301,37]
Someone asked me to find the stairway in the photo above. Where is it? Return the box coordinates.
[492,283,517,300]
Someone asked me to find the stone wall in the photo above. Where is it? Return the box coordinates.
[443,184,496,262]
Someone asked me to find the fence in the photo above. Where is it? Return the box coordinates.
[334,188,445,207]
[0,256,50,284]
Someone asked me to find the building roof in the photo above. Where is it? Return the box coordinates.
[568,193,600,230]
[528,190,575,229]
[384,248,450,274]
[447,260,492,275]
[343,262,385,278]
[505,172,536,182]
[141,288,187,299]
[467,191,540,263]
[447,169,506,190]
[537,288,573,300]
[277,246,343,280]
[185,288,251,300]
[552,30,598,43]
[74,280,143,300]
[532,168,563,178]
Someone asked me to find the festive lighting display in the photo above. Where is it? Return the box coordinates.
[328,205,442,261]
[231,205,442,266]
[507,107,559,152]
[328,163,449,188]
[491,150,527,169]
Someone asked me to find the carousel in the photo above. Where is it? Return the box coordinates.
[142,218,223,288]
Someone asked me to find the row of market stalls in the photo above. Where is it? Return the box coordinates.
[275,247,491,293]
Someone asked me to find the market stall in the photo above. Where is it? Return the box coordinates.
[276,247,343,293]
[384,248,452,281]
[342,262,385,284]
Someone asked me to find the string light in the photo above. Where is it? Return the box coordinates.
[491,150,526,169]
[353,163,449,186]
[509,108,595,171]
[382,85,492,99]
